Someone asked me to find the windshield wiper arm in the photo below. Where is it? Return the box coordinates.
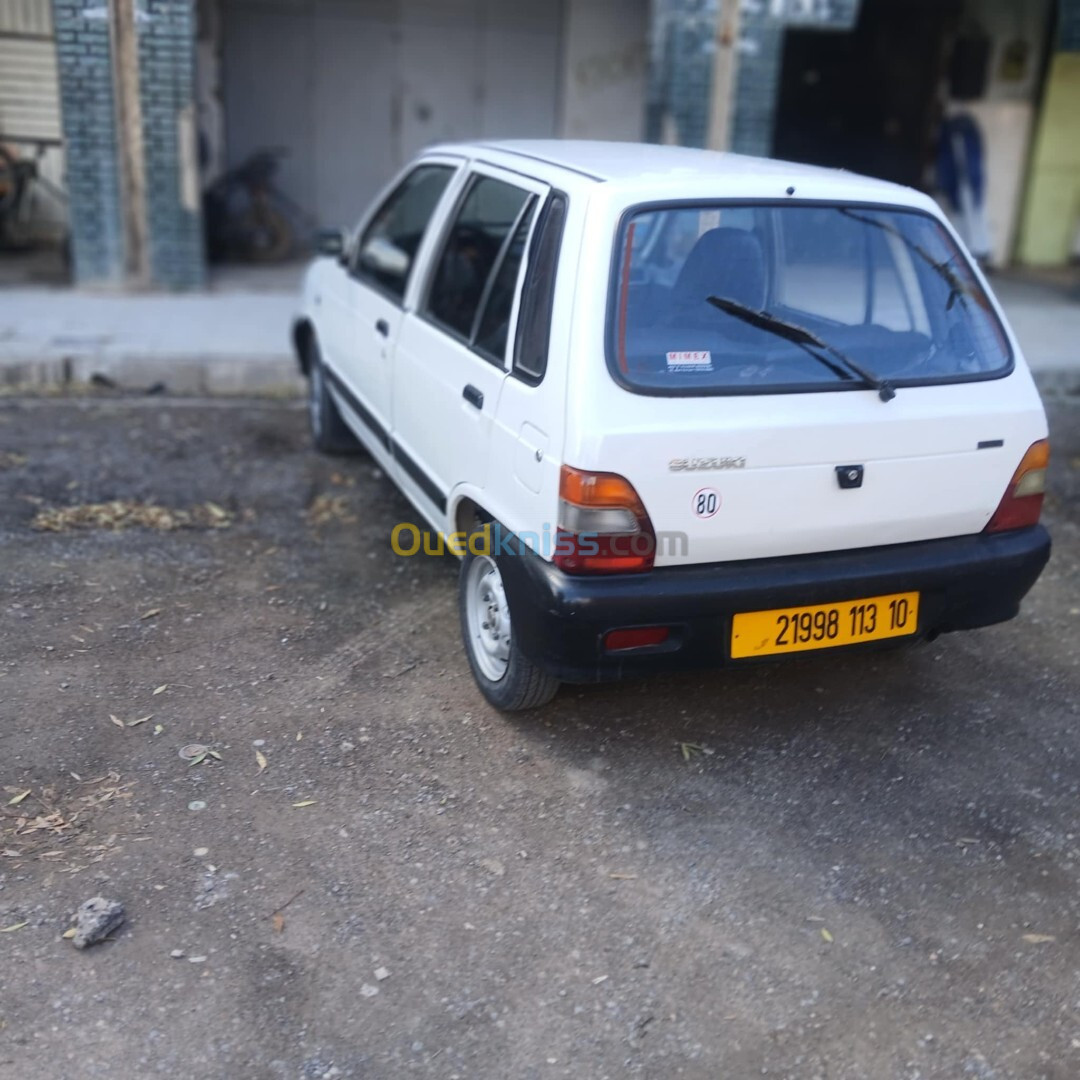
[838,207,974,312]
[706,295,896,402]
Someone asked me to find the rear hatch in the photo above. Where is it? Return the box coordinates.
[589,199,1046,567]
[589,381,1045,567]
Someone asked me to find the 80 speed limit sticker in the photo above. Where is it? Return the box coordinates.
[692,488,721,519]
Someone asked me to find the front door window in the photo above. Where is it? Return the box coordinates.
[353,164,455,302]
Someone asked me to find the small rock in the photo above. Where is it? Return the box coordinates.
[479,857,505,877]
[340,741,355,752]
[360,983,379,998]
[193,847,209,858]
[374,966,390,981]
[188,955,208,964]
[71,897,125,950]
[188,801,207,812]
[170,949,185,959]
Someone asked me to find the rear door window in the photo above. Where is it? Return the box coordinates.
[424,174,537,362]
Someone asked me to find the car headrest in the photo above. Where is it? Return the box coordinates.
[672,227,767,312]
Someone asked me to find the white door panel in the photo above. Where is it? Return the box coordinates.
[390,163,551,527]
[392,320,508,515]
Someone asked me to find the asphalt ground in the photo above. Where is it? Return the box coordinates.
[1,394,1078,1080]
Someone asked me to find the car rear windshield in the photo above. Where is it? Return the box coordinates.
[608,203,1011,395]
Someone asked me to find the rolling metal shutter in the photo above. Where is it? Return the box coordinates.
[0,0,66,223]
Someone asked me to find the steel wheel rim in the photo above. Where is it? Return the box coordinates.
[309,360,324,438]
[465,554,511,682]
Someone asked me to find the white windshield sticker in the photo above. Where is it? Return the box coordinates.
[666,350,713,372]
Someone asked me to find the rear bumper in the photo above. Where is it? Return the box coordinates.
[496,526,1051,684]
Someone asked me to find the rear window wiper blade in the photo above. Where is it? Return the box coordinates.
[838,207,976,312]
[706,296,896,402]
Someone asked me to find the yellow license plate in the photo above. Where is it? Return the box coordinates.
[730,591,920,659]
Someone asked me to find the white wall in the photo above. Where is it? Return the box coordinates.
[943,0,1053,266]
[559,0,649,141]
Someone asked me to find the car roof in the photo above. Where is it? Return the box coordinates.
[426,139,928,210]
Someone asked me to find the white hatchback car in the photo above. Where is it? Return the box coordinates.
[293,140,1051,711]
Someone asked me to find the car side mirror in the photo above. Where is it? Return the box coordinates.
[316,228,346,261]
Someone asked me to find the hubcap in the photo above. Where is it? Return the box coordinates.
[465,554,511,682]
[308,360,324,438]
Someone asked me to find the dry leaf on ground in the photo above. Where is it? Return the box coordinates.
[306,494,357,527]
[31,500,235,533]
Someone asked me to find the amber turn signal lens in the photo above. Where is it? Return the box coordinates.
[556,465,657,574]
[559,465,647,514]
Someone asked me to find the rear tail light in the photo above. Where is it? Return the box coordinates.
[555,465,656,574]
[984,439,1049,533]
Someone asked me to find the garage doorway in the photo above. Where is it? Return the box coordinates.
[218,0,562,235]
[773,0,962,190]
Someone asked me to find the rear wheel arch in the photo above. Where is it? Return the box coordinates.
[451,495,493,552]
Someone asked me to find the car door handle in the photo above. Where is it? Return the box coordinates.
[375,318,390,338]
[462,385,484,410]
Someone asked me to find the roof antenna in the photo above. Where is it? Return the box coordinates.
[786,185,796,196]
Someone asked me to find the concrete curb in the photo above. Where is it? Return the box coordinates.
[0,352,304,396]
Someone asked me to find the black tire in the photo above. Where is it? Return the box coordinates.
[458,545,559,712]
[305,338,363,455]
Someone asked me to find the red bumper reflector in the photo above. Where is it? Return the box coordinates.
[604,626,671,652]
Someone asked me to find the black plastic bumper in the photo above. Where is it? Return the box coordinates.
[496,526,1051,684]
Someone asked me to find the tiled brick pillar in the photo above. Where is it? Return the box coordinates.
[52,0,127,285]
[51,0,204,290]
[646,0,716,148]
[648,0,862,157]
[138,0,204,289]
[733,0,861,157]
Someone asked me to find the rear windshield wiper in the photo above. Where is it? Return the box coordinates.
[838,207,977,313]
[706,295,897,402]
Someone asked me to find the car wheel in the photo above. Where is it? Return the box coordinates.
[459,546,559,712]
[306,338,362,455]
